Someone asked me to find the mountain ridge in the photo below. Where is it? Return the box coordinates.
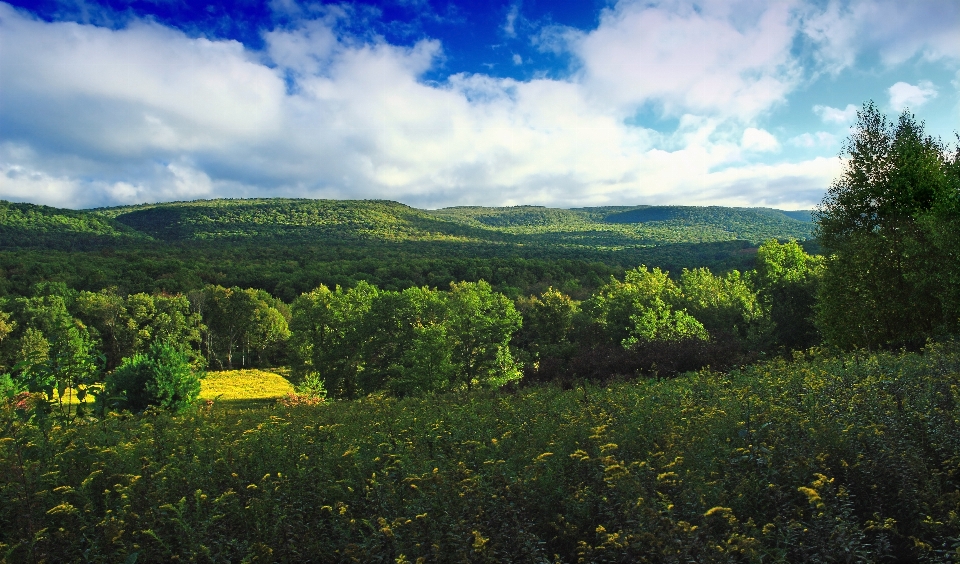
[2,198,815,251]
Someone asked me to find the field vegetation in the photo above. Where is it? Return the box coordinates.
[2,345,959,561]
[199,369,294,409]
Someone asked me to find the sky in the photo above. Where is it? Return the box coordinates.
[0,0,958,210]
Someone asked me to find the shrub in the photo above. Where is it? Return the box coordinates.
[294,371,328,400]
[102,341,202,413]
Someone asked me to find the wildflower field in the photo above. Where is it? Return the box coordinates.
[2,345,960,563]
[198,369,295,409]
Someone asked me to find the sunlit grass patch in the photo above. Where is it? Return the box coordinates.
[55,389,95,406]
[200,368,294,408]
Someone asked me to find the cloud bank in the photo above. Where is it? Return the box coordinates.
[1,0,958,210]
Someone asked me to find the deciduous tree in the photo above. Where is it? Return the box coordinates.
[815,102,959,348]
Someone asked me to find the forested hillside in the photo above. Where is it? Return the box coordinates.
[432,203,812,245]
[2,198,813,249]
[0,201,148,250]
[0,199,813,299]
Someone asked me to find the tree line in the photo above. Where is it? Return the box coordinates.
[0,237,821,410]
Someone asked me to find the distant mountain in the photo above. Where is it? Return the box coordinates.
[780,210,813,222]
[1,198,815,252]
[0,198,818,299]
[429,204,814,245]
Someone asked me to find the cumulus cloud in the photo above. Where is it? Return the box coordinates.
[0,6,285,159]
[802,0,960,73]
[888,80,938,112]
[0,0,891,211]
[741,128,780,152]
[571,0,801,119]
[813,103,858,124]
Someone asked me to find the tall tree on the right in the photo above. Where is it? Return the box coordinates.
[815,101,960,349]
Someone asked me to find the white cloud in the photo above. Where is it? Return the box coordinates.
[264,18,341,77]
[571,0,802,119]
[503,4,519,38]
[532,24,582,56]
[0,2,843,211]
[1,163,87,208]
[512,53,522,65]
[813,103,858,124]
[741,128,780,152]
[888,80,938,112]
[789,131,837,148]
[0,5,285,158]
[802,0,960,73]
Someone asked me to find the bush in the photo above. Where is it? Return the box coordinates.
[102,341,202,413]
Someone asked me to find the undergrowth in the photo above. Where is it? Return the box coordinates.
[2,344,959,562]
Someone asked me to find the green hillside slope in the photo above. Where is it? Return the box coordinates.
[0,200,149,250]
[1,198,814,250]
[0,198,815,298]
[97,199,497,244]
[429,204,813,246]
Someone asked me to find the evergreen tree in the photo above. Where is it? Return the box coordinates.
[102,341,202,413]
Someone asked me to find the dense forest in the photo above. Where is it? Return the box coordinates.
[0,198,814,302]
[0,210,819,405]
[2,102,960,562]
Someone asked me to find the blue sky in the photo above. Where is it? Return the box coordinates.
[1,0,958,210]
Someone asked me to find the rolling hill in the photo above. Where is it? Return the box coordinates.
[85,198,813,248]
[1,198,814,250]
[0,198,816,299]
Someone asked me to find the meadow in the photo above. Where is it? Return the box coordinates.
[198,368,294,410]
[3,344,959,562]
[52,368,295,413]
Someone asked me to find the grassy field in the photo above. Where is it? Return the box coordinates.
[52,368,295,413]
[198,368,295,409]
[3,345,960,562]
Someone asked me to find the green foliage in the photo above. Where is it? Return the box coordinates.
[816,102,960,349]
[361,286,455,397]
[290,281,522,398]
[191,285,289,369]
[0,200,148,250]
[754,240,823,350]
[294,371,328,401]
[446,280,523,390]
[589,266,708,347]
[513,287,579,364]
[288,282,378,399]
[679,267,767,343]
[3,345,958,561]
[75,289,205,371]
[434,203,813,245]
[0,198,814,305]
[0,372,20,399]
[102,341,202,413]
[2,290,102,415]
[0,309,14,360]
